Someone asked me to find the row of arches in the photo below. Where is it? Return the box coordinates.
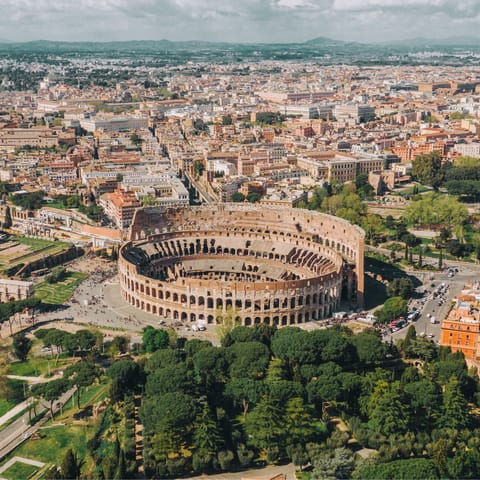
[123,291,338,326]
[121,271,338,311]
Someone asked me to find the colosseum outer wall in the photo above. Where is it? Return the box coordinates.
[119,204,365,326]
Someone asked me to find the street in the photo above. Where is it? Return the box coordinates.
[389,262,480,343]
[0,388,75,460]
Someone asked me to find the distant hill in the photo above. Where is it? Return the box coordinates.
[380,36,480,47]
[0,39,238,52]
[305,36,364,47]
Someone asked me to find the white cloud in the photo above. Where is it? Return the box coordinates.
[0,0,478,42]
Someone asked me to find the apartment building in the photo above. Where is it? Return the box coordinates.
[0,128,60,152]
[296,152,385,183]
[440,284,480,361]
[334,104,376,124]
[80,115,149,132]
[454,142,480,158]
[99,189,141,229]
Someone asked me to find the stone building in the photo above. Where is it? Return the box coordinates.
[118,204,365,326]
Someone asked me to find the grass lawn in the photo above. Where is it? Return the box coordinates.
[15,236,70,250]
[10,357,72,377]
[0,379,26,416]
[0,236,72,274]
[9,379,109,474]
[56,378,109,420]
[394,184,431,197]
[13,423,94,467]
[1,461,39,480]
[34,271,88,305]
[0,397,17,417]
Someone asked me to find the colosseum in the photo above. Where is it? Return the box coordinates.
[118,204,365,326]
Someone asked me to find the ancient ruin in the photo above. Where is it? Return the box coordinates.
[119,204,365,326]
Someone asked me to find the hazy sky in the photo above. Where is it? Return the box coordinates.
[2,0,480,43]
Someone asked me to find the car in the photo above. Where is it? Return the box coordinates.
[158,320,166,326]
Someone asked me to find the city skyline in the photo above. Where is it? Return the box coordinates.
[2,0,480,44]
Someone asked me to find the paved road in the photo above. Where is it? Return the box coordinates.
[0,388,75,461]
[388,262,480,343]
[0,401,29,428]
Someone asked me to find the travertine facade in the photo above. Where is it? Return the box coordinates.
[0,279,34,302]
[119,204,364,326]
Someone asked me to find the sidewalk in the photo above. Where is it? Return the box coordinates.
[0,401,29,428]
[6,375,60,384]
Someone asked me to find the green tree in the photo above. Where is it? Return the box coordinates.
[244,395,285,461]
[402,325,417,352]
[387,278,415,300]
[31,377,69,419]
[109,335,129,356]
[114,449,127,480]
[64,361,100,409]
[192,400,223,471]
[145,363,190,396]
[439,375,469,429]
[367,381,409,436]
[350,330,388,363]
[216,305,242,342]
[284,397,315,445]
[130,132,142,147]
[357,458,439,479]
[404,380,442,428]
[226,341,270,379]
[11,332,32,361]
[448,449,480,480]
[193,160,205,178]
[401,233,421,262]
[402,193,468,228]
[61,449,81,480]
[142,326,169,352]
[74,329,96,353]
[224,377,264,417]
[222,115,233,125]
[193,346,227,391]
[374,296,408,324]
[311,447,355,480]
[231,192,245,202]
[247,192,262,203]
[107,358,141,401]
[412,151,443,189]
